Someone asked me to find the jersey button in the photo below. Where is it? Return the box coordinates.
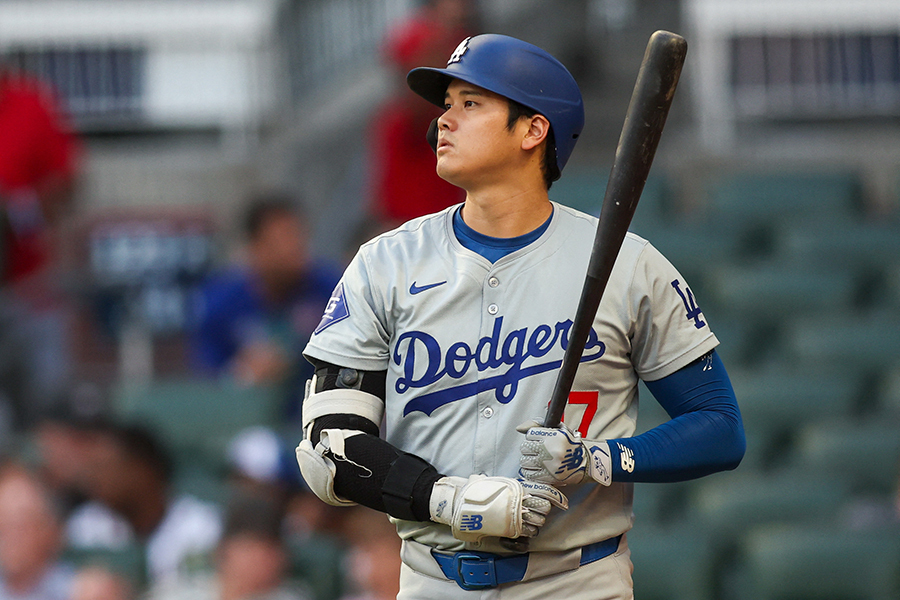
[487,303,499,315]
[482,407,494,418]
[488,277,500,288]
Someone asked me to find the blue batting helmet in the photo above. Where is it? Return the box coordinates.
[407,34,585,177]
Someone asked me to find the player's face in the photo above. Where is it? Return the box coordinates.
[435,80,527,190]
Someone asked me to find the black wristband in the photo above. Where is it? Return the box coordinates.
[381,453,440,521]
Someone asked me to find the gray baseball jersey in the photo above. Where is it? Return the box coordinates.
[304,201,717,554]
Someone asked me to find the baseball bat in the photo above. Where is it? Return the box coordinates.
[543,30,687,428]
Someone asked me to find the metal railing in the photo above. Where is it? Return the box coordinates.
[5,46,145,126]
[731,32,900,118]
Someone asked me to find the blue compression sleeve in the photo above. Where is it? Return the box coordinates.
[607,350,746,483]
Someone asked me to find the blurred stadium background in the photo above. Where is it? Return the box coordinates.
[1,0,899,599]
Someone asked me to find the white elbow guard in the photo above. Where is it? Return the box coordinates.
[296,429,367,507]
[301,374,385,441]
[296,377,385,506]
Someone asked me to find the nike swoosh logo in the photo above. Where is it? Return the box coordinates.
[409,280,447,295]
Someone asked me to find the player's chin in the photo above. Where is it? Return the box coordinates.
[435,160,465,188]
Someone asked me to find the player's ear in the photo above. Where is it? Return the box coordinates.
[521,114,550,151]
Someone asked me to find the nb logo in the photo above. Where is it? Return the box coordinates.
[557,446,584,474]
[459,514,483,531]
[618,443,635,473]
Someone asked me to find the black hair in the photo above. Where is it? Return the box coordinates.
[110,424,174,483]
[243,192,305,241]
[222,492,285,543]
[505,100,560,189]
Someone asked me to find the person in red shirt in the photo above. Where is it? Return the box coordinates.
[0,61,82,430]
[366,0,476,230]
[0,63,81,285]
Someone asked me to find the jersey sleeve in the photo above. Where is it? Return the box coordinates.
[303,248,392,372]
[629,241,719,381]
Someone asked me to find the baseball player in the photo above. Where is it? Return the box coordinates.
[296,34,745,599]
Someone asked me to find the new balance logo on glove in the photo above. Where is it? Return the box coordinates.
[459,514,484,531]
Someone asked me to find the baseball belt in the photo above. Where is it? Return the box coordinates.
[401,535,624,591]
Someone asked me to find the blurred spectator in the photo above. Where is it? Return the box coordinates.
[65,424,222,586]
[144,493,310,600]
[337,508,400,600]
[191,192,340,420]
[0,462,76,599]
[0,59,82,430]
[365,0,474,229]
[226,426,302,509]
[69,567,133,600]
[226,427,346,600]
[31,381,113,516]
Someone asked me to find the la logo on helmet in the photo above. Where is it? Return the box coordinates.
[447,37,471,65]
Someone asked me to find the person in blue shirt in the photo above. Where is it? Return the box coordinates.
[192,193,341,420]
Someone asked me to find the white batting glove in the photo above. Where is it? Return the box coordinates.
[429,475,568,543]
[518,420,613,486]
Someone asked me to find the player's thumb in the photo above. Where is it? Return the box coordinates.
[515,419,543,434]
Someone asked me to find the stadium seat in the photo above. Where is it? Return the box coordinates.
[705,263,857,320]
[879,363,900,418]
[778,221,900,273]
[113,379,282,471]
[792,419,900,494]
[628,522,716,600]
[785,312,900,370]
[632,482,680,525]
[62,543,148,589]
[686,469,851,544]
[740,524,900,600]
[702,170,863,224]
[287,533,346,600]
[548,168,671,222]
[727,366,860,466]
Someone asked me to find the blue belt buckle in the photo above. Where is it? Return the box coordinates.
[453,553,497,590]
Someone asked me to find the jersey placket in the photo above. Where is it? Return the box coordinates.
[471,269,506,476]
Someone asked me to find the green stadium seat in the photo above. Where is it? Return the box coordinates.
[779,221,900,273]
[703,170,863,223]
[792,419,900,494]
[549,168,671,221]
[632,482,680,525]
[728,367,860,463]
[740,524,900,600]
[287,533,346,600]
[62,543,148,588]
[729,366,860,421]
[641,225,743,284]
[113,379,283,470]
[628,522,716,600]
[706,263,857,319]
[886,262,900,310]
[170,459,231,505]
[785,312,900,370]
[687,469,851,543]
[878,363,900,418]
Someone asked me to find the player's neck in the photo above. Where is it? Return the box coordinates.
[461,187,551,238]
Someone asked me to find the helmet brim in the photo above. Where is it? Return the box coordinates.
[407,67,456,109]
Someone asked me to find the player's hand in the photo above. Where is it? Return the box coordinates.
[429,475,568,543]
[517,420,612,486]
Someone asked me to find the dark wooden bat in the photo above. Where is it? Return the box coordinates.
[543,30,688,428]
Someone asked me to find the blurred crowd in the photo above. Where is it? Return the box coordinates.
[0,2,479,599]
[6,1,898,599]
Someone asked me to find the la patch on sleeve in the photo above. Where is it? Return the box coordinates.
[314,282,350,334]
